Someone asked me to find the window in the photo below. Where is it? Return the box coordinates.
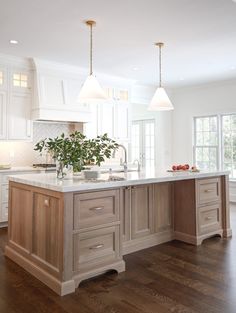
[222,114,236,177]
[193,114,236,178]
[0,71,3,85]
[194,116,219,170]
[13,73,28,88]
[131,119,155,168]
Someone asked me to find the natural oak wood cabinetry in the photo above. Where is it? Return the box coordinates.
[153,182,173,233]
[5,182,125,296]
[122,183,173,255]
[174,176,227,245]
[5,174,231,295]
[131,184,153,239]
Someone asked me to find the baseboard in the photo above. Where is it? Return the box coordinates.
[174,230,223,246]
[5,245,75,296]
[74,260,126,288]
[123,230,173,255]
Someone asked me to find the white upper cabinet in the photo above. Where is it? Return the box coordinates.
[0,58,33,141]
[84,87,131,141]
[114,101,130,140]
[8,93,32,140]
[0,91,7,139]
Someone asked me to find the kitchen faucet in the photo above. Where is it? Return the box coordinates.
[112,144,128,172]
[133,159,141,172]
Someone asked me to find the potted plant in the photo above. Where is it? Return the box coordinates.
[34,131,118,179]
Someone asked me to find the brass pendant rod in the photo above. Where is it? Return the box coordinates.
[155,42,164,87]
[85,20,96,75]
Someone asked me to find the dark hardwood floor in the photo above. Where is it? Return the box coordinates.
[1,205,236,313]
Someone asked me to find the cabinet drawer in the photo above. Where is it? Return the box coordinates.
[198,204,222,235]
[1,202,8,222]
[73,225,120,271]
[197,178,221,206]
[74,189,119,229]
[1,184,9,202]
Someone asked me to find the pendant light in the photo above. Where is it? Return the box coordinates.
[148,42,174,111]
[78,20,107,102]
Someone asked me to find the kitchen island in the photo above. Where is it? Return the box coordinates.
[5,170,231,295]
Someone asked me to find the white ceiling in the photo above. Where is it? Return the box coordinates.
[1,0,236,87]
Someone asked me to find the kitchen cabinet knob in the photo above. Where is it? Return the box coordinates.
[89,207,103,211]
[44,199,50,207]
[205,216,213,220]
[89,244,104,250]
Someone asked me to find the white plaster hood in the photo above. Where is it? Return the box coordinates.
[31,59,92,123]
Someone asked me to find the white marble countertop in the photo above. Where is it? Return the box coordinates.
[8,169,230,193]
[0,166,48,174]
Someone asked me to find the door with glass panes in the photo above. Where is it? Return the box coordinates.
[131,119,155,168]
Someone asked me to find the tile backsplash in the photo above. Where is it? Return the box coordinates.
[0,121,82,166]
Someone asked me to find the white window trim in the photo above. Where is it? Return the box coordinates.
[193,112,236,178]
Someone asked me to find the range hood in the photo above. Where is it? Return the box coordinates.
[31,59,92,123]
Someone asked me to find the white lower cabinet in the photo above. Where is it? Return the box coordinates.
[0,169,42,224]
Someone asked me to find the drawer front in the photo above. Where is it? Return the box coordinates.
[198,204,222,235]
[1,202,8,222]
[197,178,221,206]
[73,225,120,271]
[1,184,9,202]
[74,189,119,229]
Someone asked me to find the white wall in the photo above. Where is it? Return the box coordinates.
[131,84,173,171]
[171,79,236,165]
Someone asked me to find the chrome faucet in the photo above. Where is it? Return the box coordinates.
[112,144,128,172]
[133,159,141,172]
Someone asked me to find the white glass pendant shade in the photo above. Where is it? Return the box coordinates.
[149,42,174,111]
[78,74,107,103]
[148,87,174,111]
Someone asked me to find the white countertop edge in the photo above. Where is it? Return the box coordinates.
[8,170,230,193]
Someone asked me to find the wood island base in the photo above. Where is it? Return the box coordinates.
[5,173,232,295]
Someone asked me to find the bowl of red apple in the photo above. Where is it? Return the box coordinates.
[168,164,199,172]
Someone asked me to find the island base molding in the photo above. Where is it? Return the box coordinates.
[5,245,125,296]
[174,230,224,246]
[123,230,173,255]
[5,245,76,296]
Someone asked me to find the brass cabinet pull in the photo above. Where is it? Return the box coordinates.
[89,244,104,250]
[205,216,213,220]
[89,207,103,211]
[204,189,214,193]
[44,199,50,206]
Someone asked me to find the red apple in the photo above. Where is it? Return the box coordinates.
[182,165,187,170]
[172,165,177,171]
[185,164,190,170]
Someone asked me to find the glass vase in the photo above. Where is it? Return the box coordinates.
[56,161,73,180]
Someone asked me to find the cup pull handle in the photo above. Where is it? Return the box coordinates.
[204,189,214,193]
[89,244,104,250]
[89,207,103,211]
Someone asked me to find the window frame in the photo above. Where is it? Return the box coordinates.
[193,115,220,171]
[193,112,236,179]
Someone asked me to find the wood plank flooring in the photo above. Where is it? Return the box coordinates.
[0,205,236,313]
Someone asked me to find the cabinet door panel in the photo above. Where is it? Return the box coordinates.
[98,102,114,137]
[0,91,7,139]
[9,186,32,253]
[8,93,32,140]
[153,183,172,232]
[131,185,153,239]
[32,193,63,271]
[115,102,130,140]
